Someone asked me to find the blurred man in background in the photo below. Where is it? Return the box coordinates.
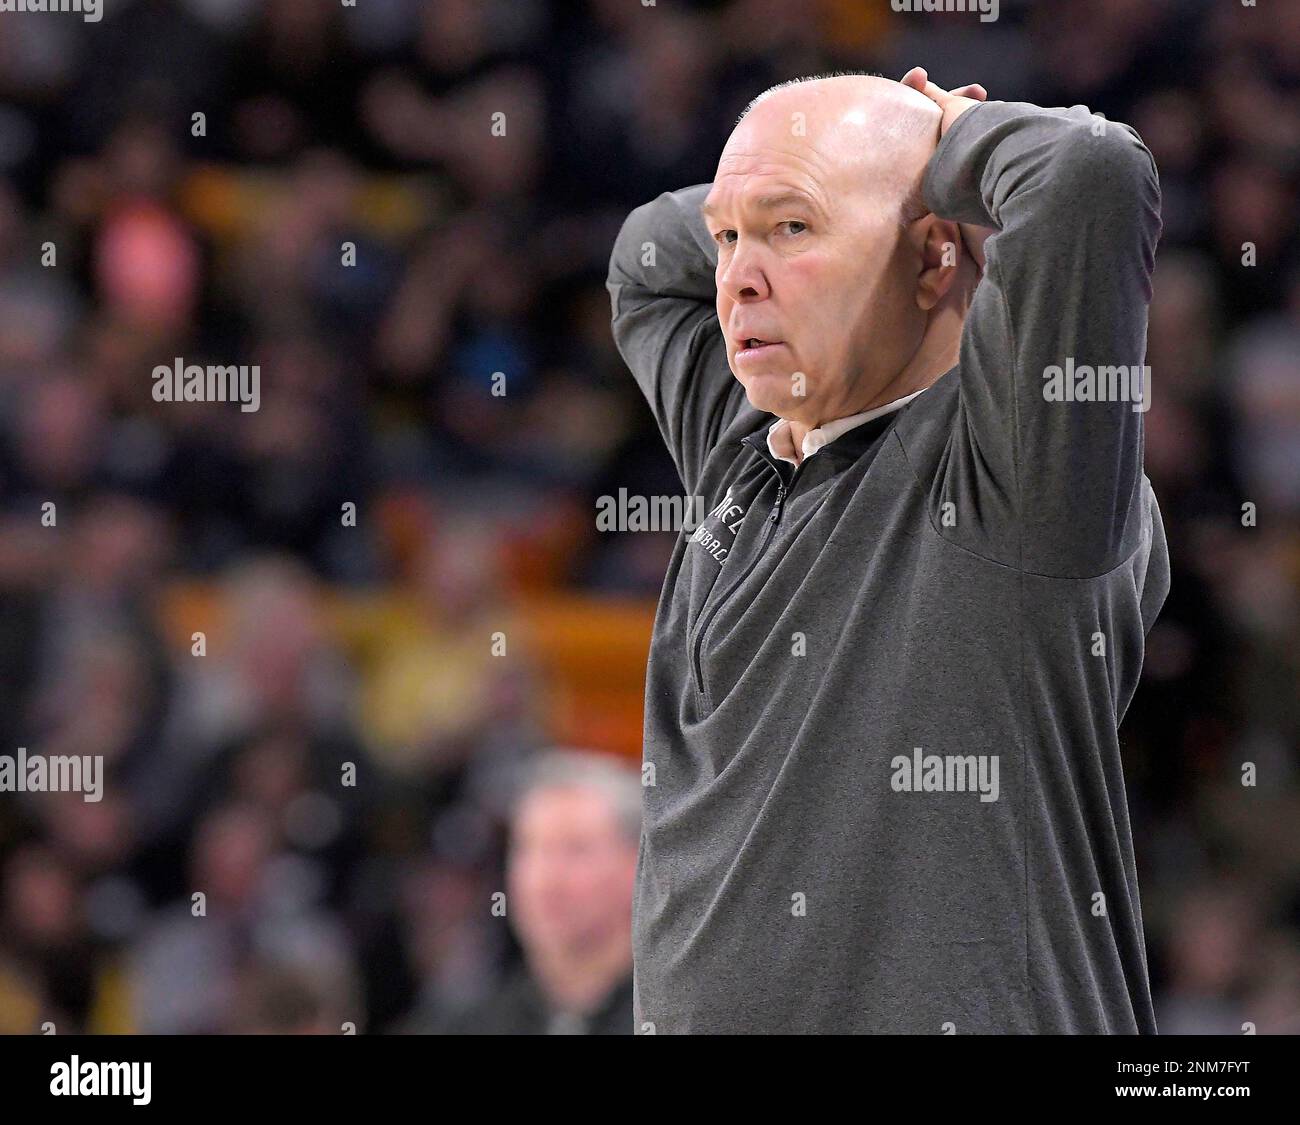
[430,750,638,1034]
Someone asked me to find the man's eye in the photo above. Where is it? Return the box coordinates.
[781,220,808,235]
[715,230,737,245]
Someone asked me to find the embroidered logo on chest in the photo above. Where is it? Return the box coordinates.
[687,486,747,565]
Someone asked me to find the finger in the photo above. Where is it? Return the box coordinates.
[905,74,952,109]
[920,80,953,106]
[950,83,987,101]
[900,66,928,92]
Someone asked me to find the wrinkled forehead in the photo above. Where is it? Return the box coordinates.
[708,86,937,219]
[709,110,864,213]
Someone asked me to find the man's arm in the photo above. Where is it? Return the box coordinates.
[606,184,747,497]
[920,92,1162,576]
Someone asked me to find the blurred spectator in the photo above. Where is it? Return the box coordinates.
[416,749,638,1034]
[128,801,357,1034]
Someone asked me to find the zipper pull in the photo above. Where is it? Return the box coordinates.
[769,485,787,522]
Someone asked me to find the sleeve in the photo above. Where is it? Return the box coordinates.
[922,100,1162,576]
[606,183,748,497]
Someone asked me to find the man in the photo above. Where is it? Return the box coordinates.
[606,68,1168,1034]
[439,749,638,1034]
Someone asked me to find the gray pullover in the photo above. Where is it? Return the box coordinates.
[606,100,1169,1034]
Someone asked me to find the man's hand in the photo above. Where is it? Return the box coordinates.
[901,67,985,135]
[902,67,992,273]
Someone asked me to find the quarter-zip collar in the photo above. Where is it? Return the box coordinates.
[764,386,928,466]
[741,400,907,486]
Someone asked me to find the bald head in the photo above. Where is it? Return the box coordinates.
[723,74,942,225]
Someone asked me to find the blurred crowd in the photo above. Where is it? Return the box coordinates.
[0,0,1296,1034]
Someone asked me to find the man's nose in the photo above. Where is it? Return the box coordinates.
[718,243,770,302]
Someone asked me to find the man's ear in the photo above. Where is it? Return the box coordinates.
[911,215,962,312]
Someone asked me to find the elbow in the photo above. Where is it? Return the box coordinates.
[1059,117,1161,213]
[1046,118,1162,260]
[608,194,667,289]
[1101,122,1160,206]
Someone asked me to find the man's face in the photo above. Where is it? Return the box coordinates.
[703,95,932,423]
[507,785,637,958]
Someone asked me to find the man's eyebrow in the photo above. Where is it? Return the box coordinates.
[700,190,824,221]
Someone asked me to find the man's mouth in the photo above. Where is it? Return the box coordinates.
[734,338,787,369]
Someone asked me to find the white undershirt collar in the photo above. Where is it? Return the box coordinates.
[765,387,927,466]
